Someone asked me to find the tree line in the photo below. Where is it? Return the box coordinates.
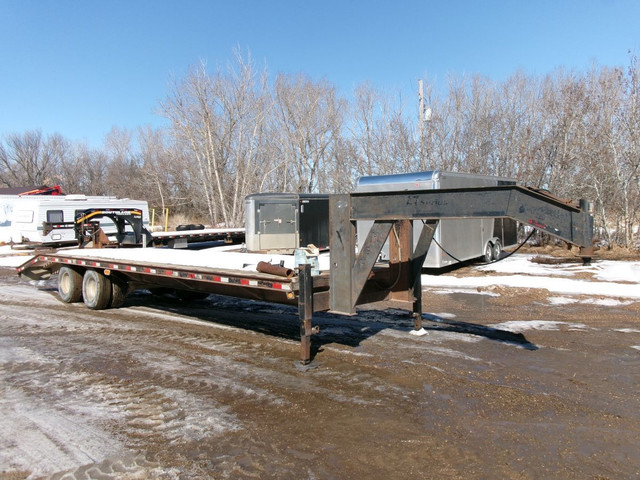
[1,51,638,247]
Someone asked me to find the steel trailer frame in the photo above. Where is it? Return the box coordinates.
[18,185,594,366]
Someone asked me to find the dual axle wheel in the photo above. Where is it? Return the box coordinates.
[483,240,502,263]
[57,266,127,310]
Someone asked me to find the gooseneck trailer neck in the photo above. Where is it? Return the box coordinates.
[18,185,594,366]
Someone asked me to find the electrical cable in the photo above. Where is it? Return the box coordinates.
[383,223,403,290]
[423,220,537,266]
[491,228,536,263]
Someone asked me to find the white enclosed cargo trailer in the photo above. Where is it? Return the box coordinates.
[0,194,149,245]
[244,193,330,252]
[356,170,518,268]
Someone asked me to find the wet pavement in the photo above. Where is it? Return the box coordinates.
[1,268,639,479]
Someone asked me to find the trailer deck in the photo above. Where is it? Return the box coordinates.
[150,227,245,247]
[17,245,331,303]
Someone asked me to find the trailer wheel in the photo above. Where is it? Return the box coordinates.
[110,279,128,308]
[82,270,112,310]
[58,266,83,303]
[484,242,494,263]
[492,240,502,261]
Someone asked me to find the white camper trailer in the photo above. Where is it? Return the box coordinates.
[0,194,149,245]
[356,170,518,268]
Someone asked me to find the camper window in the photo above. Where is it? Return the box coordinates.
[47,210,64,223]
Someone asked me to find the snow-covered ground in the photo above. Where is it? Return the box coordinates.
[0,245,37,268]
[422,253,640,302]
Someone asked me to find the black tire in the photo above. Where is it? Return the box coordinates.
[484,242,494,263]
[58,266,83,303]
[176,224,205,231]
[82,269,112,310]
[492,240,502,261]
[110,279,128,308]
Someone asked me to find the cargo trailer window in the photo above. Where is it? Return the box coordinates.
[46,210,64,223]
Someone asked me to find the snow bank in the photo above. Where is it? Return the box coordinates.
[423,254,640,300]
[0,245,35,268]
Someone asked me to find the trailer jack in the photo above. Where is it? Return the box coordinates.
[298,263,319,366]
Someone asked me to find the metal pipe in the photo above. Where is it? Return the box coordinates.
[256,261,294,278]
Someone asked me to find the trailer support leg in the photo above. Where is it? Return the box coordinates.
[411,220,438,332]
[412,288,423,331]
[298,264,314,365]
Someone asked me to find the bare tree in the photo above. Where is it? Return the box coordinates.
[2,48,639,246]
[160,52,269,226]
[272,73,343,193]
[101,127,144,199]
[348,82,420,182]
[0,130,68,187]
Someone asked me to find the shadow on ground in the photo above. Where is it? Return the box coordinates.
[29,274,538,362]
[122,290,539,359]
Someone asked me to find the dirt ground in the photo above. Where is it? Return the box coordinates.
[1,261,639,480]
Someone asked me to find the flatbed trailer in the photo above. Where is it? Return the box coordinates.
[150,227,245,248]
[17,184,594,365]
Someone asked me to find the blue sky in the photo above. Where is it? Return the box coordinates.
[1,0,639,147]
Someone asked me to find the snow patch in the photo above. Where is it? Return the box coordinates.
[0,386,125,477]
[490,320,590,333]
[23,245,331,272]
[548,296,632,306]
[477,254,579,277]
[409,328,428,336]
[548,296,578,305]
[0,254,34,268]
[429,312,457,319]
[423,273,640,299]
[591,261,640,282]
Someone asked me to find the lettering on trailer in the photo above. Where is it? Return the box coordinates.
[75,209,142,223]
[405,195,449,208]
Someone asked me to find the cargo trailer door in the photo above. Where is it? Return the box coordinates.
[257,202,298,250]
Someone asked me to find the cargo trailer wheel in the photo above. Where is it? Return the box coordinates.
[82,270,112,310]
[484,242,494,263]
[58,266,83,303]
[492,240,502,261]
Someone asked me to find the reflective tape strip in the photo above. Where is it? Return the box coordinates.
[39,256,293,291]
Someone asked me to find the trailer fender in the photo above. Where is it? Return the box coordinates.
[82,269,112,310]
[58,266,84,303]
